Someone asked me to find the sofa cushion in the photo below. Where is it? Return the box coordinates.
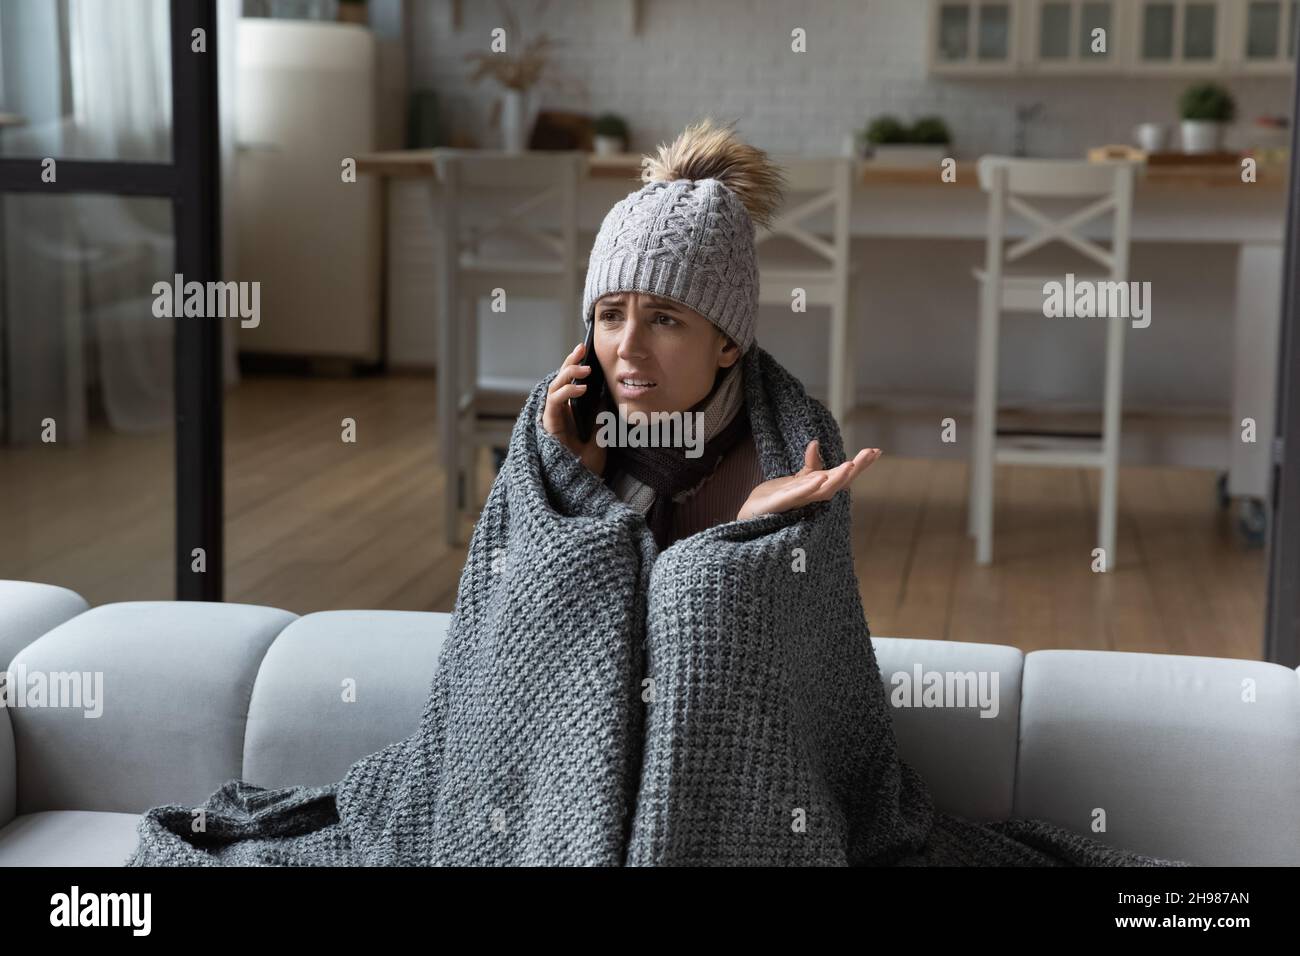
[0,581,89,671]
[0,811,142,866]
[1018,649,1300,866]
[872,637,1024,820]
[10,601,296,814]
[242,610,451,788]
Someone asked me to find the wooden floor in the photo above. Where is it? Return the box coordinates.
[0,372,1267,659]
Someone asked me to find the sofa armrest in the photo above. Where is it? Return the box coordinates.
[0,580,90,671]
[1019,649,1300,866]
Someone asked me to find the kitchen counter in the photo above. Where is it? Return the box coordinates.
[358,149,1289,189]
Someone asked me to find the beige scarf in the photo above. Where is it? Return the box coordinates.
[605,361,747,516]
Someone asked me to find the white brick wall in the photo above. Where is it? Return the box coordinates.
[410,0,1291,158]
[388,0,1290,461]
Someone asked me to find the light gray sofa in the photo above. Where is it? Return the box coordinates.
[1,577,1298,866]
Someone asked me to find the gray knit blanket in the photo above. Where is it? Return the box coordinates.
[125,345,1191,866]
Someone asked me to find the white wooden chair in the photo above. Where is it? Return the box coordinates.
[970,156,1138,570]
[755,156,859,445]
[432,149,586,545]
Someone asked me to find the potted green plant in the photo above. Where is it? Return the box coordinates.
[1179,82,1236,154]
[909,116,952,145]
[592,113,628,156]
[337,0,368,26]
[863,114,908,148]
[861,115,952,166]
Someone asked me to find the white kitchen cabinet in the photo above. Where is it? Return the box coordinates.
[1024,0,1120,71]
[928,0,1292,76]
[928,1,1022,73]
[1123,0,1229,73]
[1230,0,1298,73]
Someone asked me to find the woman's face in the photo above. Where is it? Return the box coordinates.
[593,292,740,415]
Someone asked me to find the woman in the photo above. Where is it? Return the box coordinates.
[540,118,880,551]
[524,117,1188,866]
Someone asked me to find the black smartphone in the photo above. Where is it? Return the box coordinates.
[568,321,607,443]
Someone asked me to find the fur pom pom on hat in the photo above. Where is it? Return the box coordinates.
[639,118,786,230]
[582,118,787,355]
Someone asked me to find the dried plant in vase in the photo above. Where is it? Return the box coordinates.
[465,0,566,151]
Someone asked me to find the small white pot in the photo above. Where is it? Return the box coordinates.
[1180,119,1223,154]
[593,134,624,156]
[1134,122,1167,153]
[869,144,948,167]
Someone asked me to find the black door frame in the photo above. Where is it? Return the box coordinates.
[1265,49,1300,669]
[0,0,223,602]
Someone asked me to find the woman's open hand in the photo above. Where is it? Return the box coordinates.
[541,340,608,478]
[736,440,880,521]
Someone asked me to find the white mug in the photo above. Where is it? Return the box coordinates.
[1135,122,1166,153]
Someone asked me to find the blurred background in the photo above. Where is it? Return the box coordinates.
[0,0,1295,661]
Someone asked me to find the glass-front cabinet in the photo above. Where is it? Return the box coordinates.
[1025,0,1118,70]
[1128,0,1226,71]
[929,0,1291,75]
[1233,0,1298,72]
[930,1,1020,72]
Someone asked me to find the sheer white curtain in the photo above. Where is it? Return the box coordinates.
[0,0,88,443]
[1,0,240,443]
[66,0,175,433]
[67,0,172,162]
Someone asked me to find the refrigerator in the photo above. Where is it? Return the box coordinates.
[235,18,382,363]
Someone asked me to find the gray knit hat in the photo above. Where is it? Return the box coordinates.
[581,119,787,355]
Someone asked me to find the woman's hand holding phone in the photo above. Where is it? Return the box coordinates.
[737,439,880,520]
[541,340,608,478]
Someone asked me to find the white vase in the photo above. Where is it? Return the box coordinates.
[1181,120,1223,154]
[501,89,528,153]
[593,135,623,156]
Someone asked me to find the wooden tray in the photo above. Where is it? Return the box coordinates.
[1088,144,1240,165]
